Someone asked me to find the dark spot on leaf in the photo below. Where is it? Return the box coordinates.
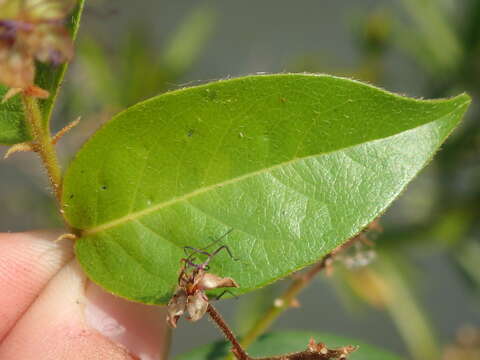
[187,129,194,137]
[101,185,107,190]
[69,194,74,199]
[280,97,287,103]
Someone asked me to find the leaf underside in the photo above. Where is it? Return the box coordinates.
[174,331,403,360]
[63,74,470,304]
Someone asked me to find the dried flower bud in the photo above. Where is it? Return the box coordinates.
[186,291,209,322]
[22,0,77,21]
[166,288,187,328]
[24,23,73,64]
[0,43,35,89]
[307,338,358,359]
[168,241,240,328]
[197,272,239,291]
[308,338,328,354]
[0,0,76,91]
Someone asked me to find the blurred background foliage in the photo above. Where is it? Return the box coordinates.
[1,0,479,359]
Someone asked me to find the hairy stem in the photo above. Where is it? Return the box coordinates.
[22,95,64,208]
[207,304,250,360]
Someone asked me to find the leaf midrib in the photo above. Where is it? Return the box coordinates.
[82,151,320,236]
[80,102,466,237]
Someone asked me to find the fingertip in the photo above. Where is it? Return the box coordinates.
[0,232,169,359]
[0,260,138,359]
[0,231,73,341]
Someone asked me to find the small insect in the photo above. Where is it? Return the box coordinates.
[167,230,239,328]
[0,0,76,93]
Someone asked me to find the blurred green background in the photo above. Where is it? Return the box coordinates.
[1,0,479,359]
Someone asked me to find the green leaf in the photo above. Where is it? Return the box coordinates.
[0,85,30,145]
[63,74,470,304]
[36,0,85,129]
[174,331,403,360]
[161,3,216,76]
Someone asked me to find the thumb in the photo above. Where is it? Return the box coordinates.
[0,232,168,360]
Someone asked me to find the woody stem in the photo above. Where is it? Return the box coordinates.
[208,302,352,360]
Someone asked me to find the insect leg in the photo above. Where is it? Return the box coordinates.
[214,290,238,300]
[210,245,239,261]
[184,246,213,259]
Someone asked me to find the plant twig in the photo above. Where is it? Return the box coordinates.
[22,94,64,208]
[254,338,357,360]
[207,304,357,360]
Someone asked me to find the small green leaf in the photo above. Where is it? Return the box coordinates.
[36,0,85,128]
[0,86,30,145]
[63,74,470,304]
[174,331,403,360]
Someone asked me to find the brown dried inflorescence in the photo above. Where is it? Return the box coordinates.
[231,338,358,360]
[0,0,76,96]
[167,255,238,328]
[304,339,358,359]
